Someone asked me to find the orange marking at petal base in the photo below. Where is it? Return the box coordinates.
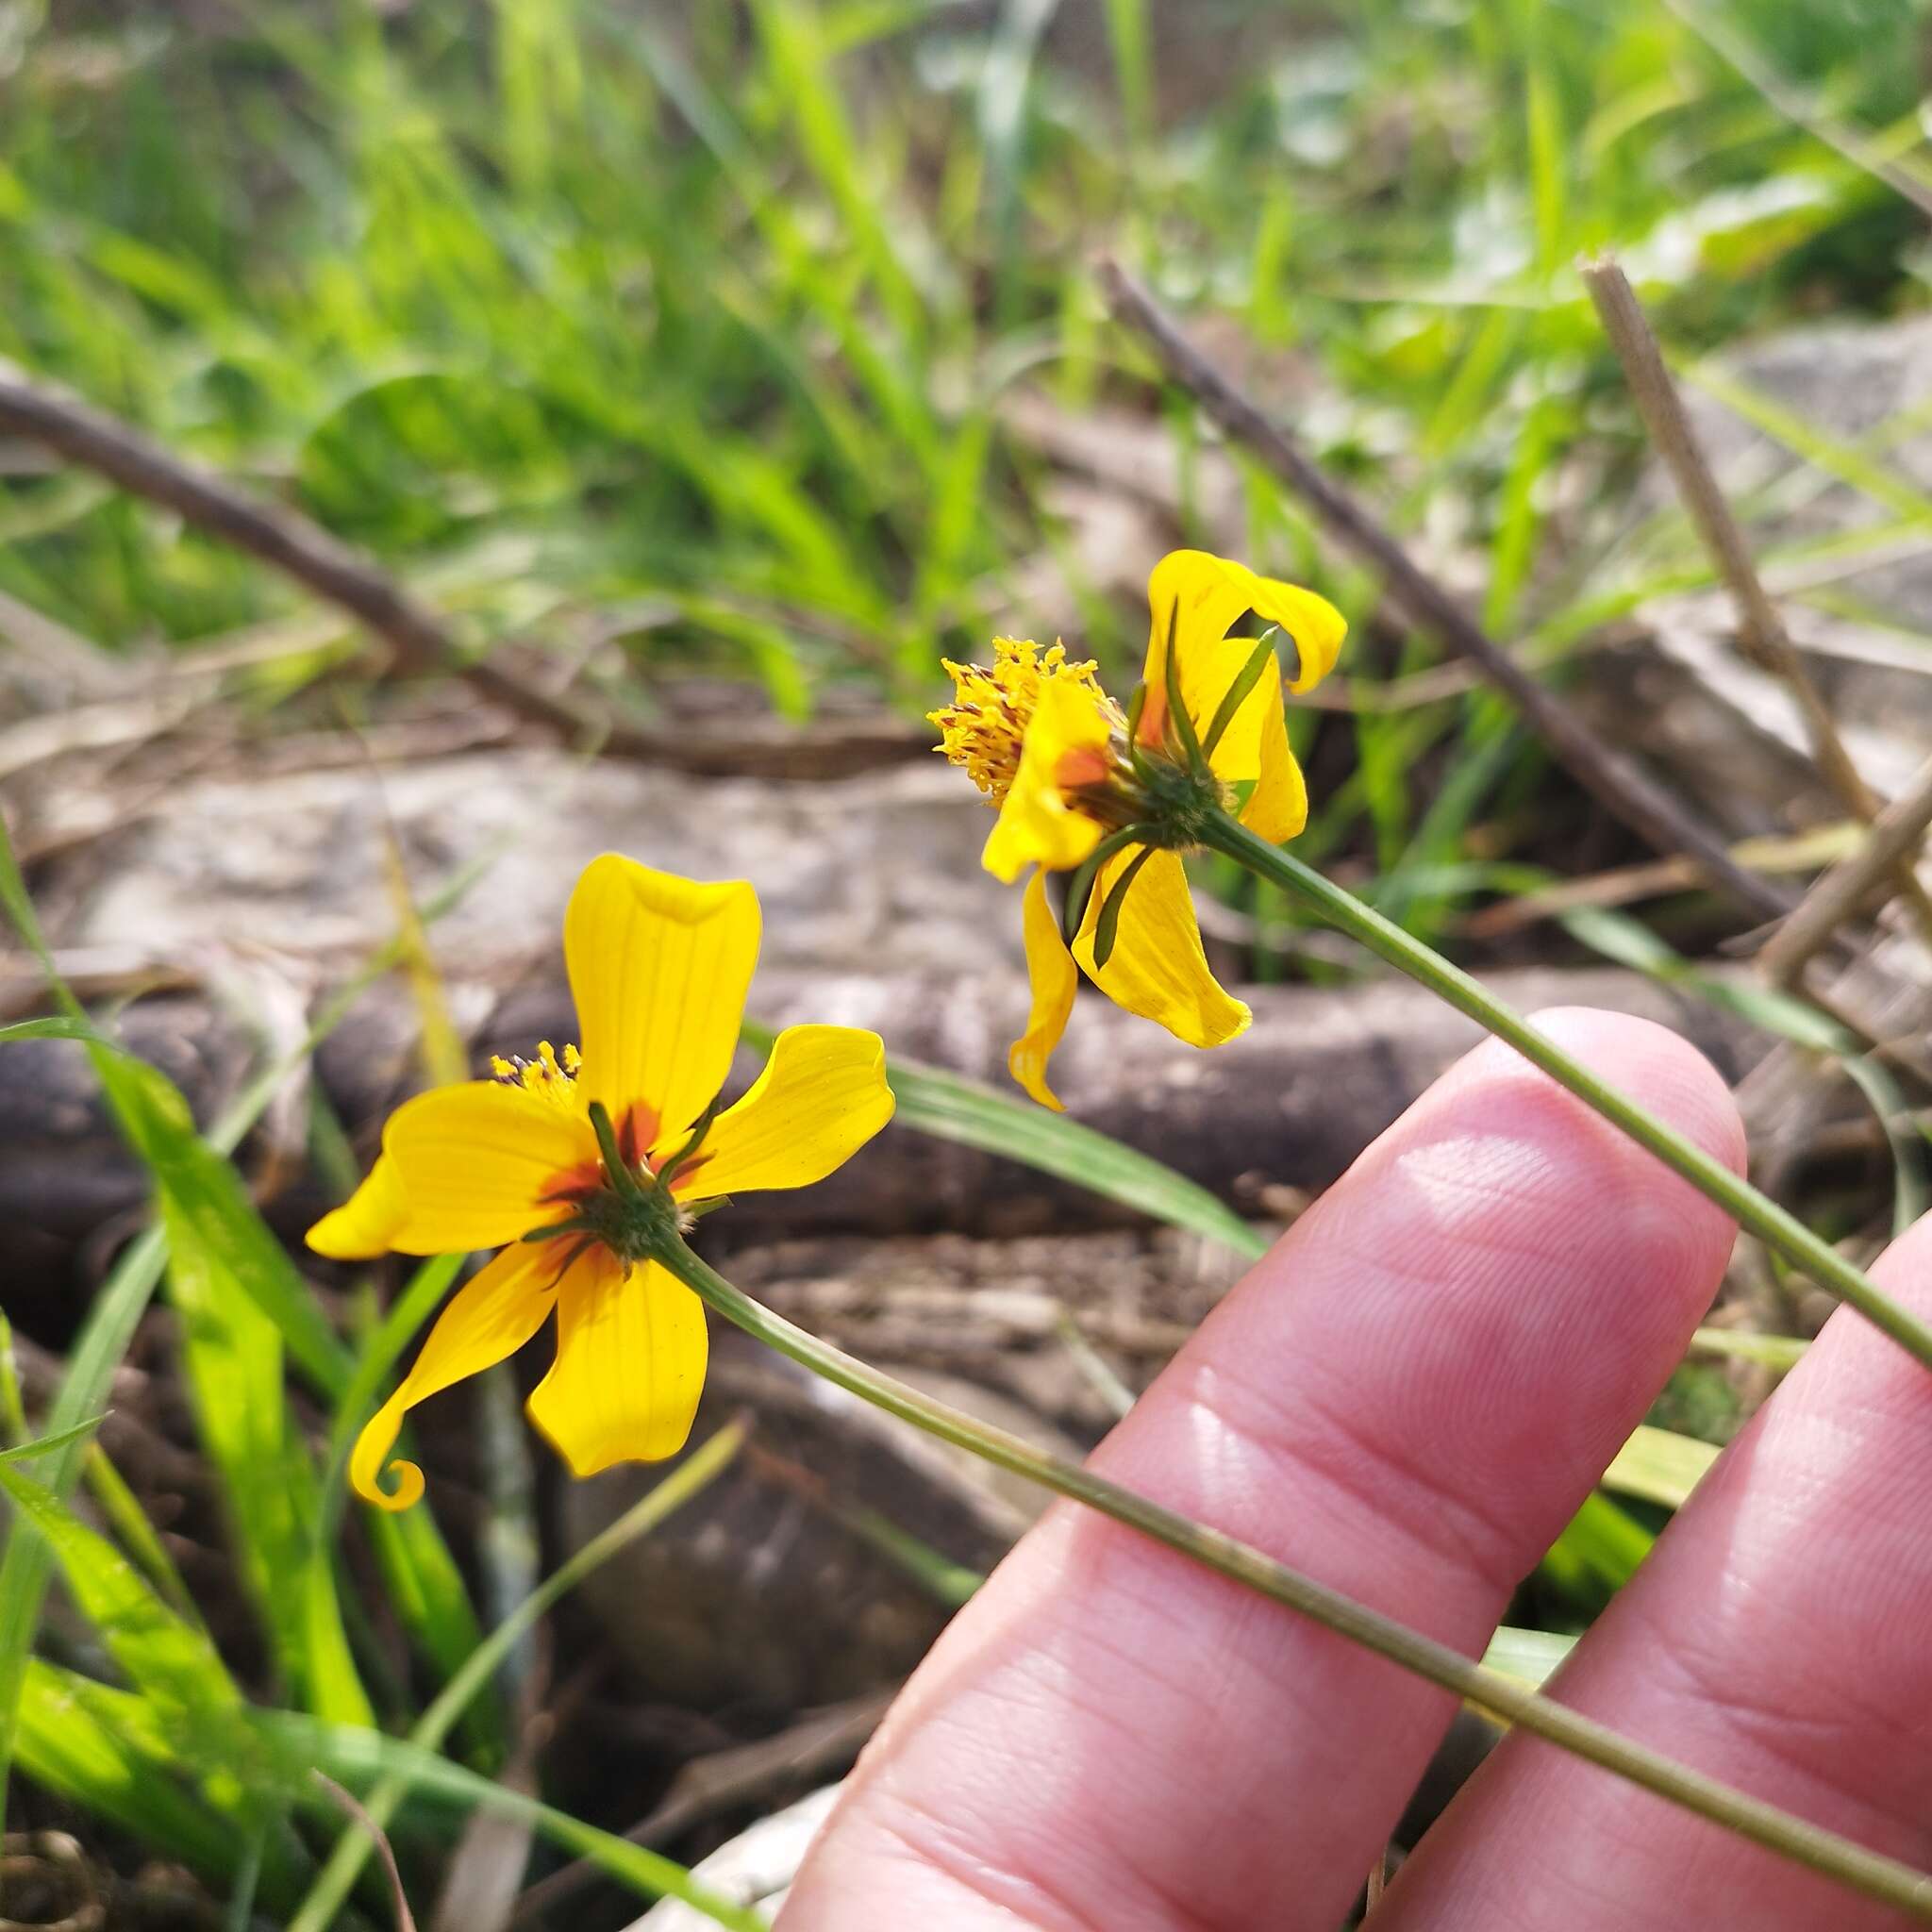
[540,1156,607,1208]
[1056,745,1112,789]
[617,1102,659,1168]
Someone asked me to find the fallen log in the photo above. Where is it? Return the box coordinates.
[0,961,1772,1343]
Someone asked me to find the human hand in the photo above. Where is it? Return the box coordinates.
[774,1008,1932,1929]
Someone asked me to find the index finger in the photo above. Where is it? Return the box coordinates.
[775,1009,1743,1932]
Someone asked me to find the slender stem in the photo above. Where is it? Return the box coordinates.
[653,1240,1932,1919]
[1200,810,1932,1374]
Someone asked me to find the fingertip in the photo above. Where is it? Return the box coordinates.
[1468,1004,1747,1177]
[1317,1002,1745,1403]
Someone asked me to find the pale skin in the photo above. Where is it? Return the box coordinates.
[775,1008,1932,1930]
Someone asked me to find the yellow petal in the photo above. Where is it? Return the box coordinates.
[383,1081,597,1256]
[565,854,760,1142]
[1141,551,1347,724]
[1238,665,1311,844]
[307,1153,408,1260]
[1073,846,1250,1050]
[981,674,1112,884]
[674,1024,893,1199]
[525,1253,708,1474]
[1009,867,1077,1111]
[350,1242,558,1510]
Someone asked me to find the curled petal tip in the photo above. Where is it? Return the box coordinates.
[358,1457,425,1513]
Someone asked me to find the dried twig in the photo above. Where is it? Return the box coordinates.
[1096,258,1795,924]
[1579,258,1932,959]
[0,361,454,679]
[1758,753,1932,985]
[0,362,928,778]
[1462,824,1860,941]
[309,1771,418,1932]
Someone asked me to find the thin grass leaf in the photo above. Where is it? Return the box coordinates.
[749,0,924,348]
[893,1053,1260,1256]
[0,1418,108,1465]
[14,1661,242,1888]
[0,817,350,1392]
[320,1256,491,1701]
[0,1219,166,1820]
[0,823,490,1794]
[82,1443,203,1624]
[741,1021,1264,1258]
[1482,1624,1575,1690]
[0,1462,254,1738]
[1690,1324,1808,1370]
[1543,1489,1656,1600]
[1602,1423,1721,1510]
[25,1661,317,1908]
[265,1712,765,1932]
[0,1315,21,1444]
[0,1016,127,1047]
[286,1424,745,1932]
[1680,361,1932,525]
[1102,0,1152,144]
[110,1060,355,1395]
[161,1190,372,1724]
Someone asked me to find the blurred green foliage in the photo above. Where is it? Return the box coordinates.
[2,0,1924,676]
[7,0,1927,957]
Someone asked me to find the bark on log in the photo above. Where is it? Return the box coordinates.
[0,961,1771,1342]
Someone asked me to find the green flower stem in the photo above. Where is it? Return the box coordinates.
[655,1238,1932,1920]
[1202,810,1932,1376]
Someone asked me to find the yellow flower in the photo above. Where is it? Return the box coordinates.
[931,549,1345,1110]
[308,854,894,1509]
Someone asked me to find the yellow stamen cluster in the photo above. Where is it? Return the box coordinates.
[929,638,1112,804]
[490,1040,581,1110]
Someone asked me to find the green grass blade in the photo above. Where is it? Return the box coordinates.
[884,1052,1264,1257]
[104,1058,355,1395]
[25,1660,316,1908]
[81,1442,203,1624]
[0,1460,248,1724]
[15,1661,242,1888]
[1483,1624,1575,1689]
[0,1418,108,1465]
[266,1711,765,1931]
[1602,1424,1721,1510]
[319,1255,494,1715]
[1544,1489,1656,1601]
[161,1188,372,1724]
[0,1223,166,1823]
[286,1423,745,1932]
[0,822,477,1795]
[0,1016,125,1046]
[743,1021,1264,1259]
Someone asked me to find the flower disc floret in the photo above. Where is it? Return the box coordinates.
[932,550,1346,1110]
[929,639,1119,804]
